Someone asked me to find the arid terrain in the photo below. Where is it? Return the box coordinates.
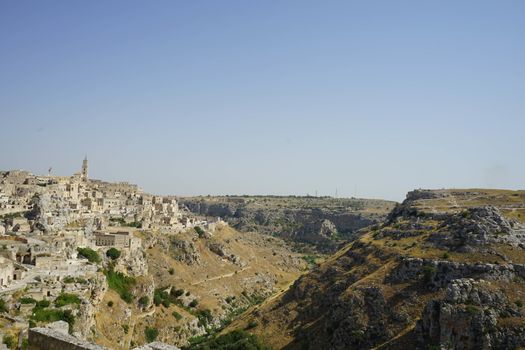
[2,164,524,350]
[180,196,396,253]
[93,225,306,349]
[225,189,525,349]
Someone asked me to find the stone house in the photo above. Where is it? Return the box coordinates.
[0,257,14,287]
[94,231,131,248]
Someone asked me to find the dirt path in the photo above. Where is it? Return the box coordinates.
[191,266,251,286]
[124,308,156,348]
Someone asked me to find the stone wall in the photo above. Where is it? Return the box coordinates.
[28,328,108,350]
[28,327,180,350]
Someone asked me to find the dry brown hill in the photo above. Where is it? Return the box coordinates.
[226,189,525,350]
[93,224,306,348]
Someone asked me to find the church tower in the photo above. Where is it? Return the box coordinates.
[81,156,88,182]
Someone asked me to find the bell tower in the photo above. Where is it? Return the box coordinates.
[81,156,88,182]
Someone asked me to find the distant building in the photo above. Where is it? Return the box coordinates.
[81,157,88,182]
[94,231,132,248]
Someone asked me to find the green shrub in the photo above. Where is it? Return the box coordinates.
[19,297,37,304]
[109,217,126,225]
[190,329,271,349]
[2,334,15,349]
[125,221,142,228]
[31,308,75,332]
[63,276,75,283]
[154,288,170,307]
[64,276,87,284]
[145,327,159,342]
[196,309,213,327]
[36,299,50,308]
[138,296,149,307]
[122,324,129,334]
[246,320,258,329]
[168,268,175,275]
[515,300,523,308]
[107,301,114,307]
[302,255,319,267]
[170,288,184,298]
[442,252,450,259]
[77,247,101,263]
[55,293,81,307]
[194,226,205,237]
[106,248,121,260]
[422,265,436,284]
[0,211,24,220]
[189,299,198,308]
[0,299,7,313]
[172,311,182,320]
[104,268,136,303]
[466,304,480,314]
[21,337,28,350]
[153,293,163,306]
[153,287,185,308]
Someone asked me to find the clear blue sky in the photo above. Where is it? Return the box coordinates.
[1,1,524,201]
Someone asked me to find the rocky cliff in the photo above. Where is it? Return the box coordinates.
[180,196,396,253]
[226,189,525,350]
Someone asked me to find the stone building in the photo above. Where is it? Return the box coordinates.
[94,231,132,248]
[0,256,14,287]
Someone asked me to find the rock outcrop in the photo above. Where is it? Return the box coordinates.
[180,196,396,252]
[231,189,525,350]
[417,278,525,349]
[170,239,200,265]
[27,193,71,233]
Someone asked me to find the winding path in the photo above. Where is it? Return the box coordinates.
[191,266,251,286]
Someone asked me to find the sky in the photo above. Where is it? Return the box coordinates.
[0,1,524,201]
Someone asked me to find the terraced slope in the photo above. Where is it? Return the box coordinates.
[226,189,525,350]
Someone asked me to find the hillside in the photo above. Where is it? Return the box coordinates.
[179,196,396,253]
[226,189,525,349]
[92,224,306,348]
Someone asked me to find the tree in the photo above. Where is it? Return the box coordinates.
[0,299,7,313]
[145,327,159,342]
[106,248,121,260]
[194,226,205,238]
[138,296,149,307]
[77,247,101,263]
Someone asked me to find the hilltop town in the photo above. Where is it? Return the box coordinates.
[0,159,206,349]
[0,160,313,349]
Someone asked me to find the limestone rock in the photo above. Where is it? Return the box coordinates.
[171,239,200,265]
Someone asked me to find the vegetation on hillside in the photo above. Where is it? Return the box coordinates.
[109,217,142,228]
[104,267,136,303]
[106,247,121,260]
[77,247,101,263]
[187,330,271,350]
[55,293,81,307]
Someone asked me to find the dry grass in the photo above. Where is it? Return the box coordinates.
[94,225,306,348]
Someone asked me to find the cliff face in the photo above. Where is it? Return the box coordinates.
[180,196,396,252]
[227,189,525,350]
